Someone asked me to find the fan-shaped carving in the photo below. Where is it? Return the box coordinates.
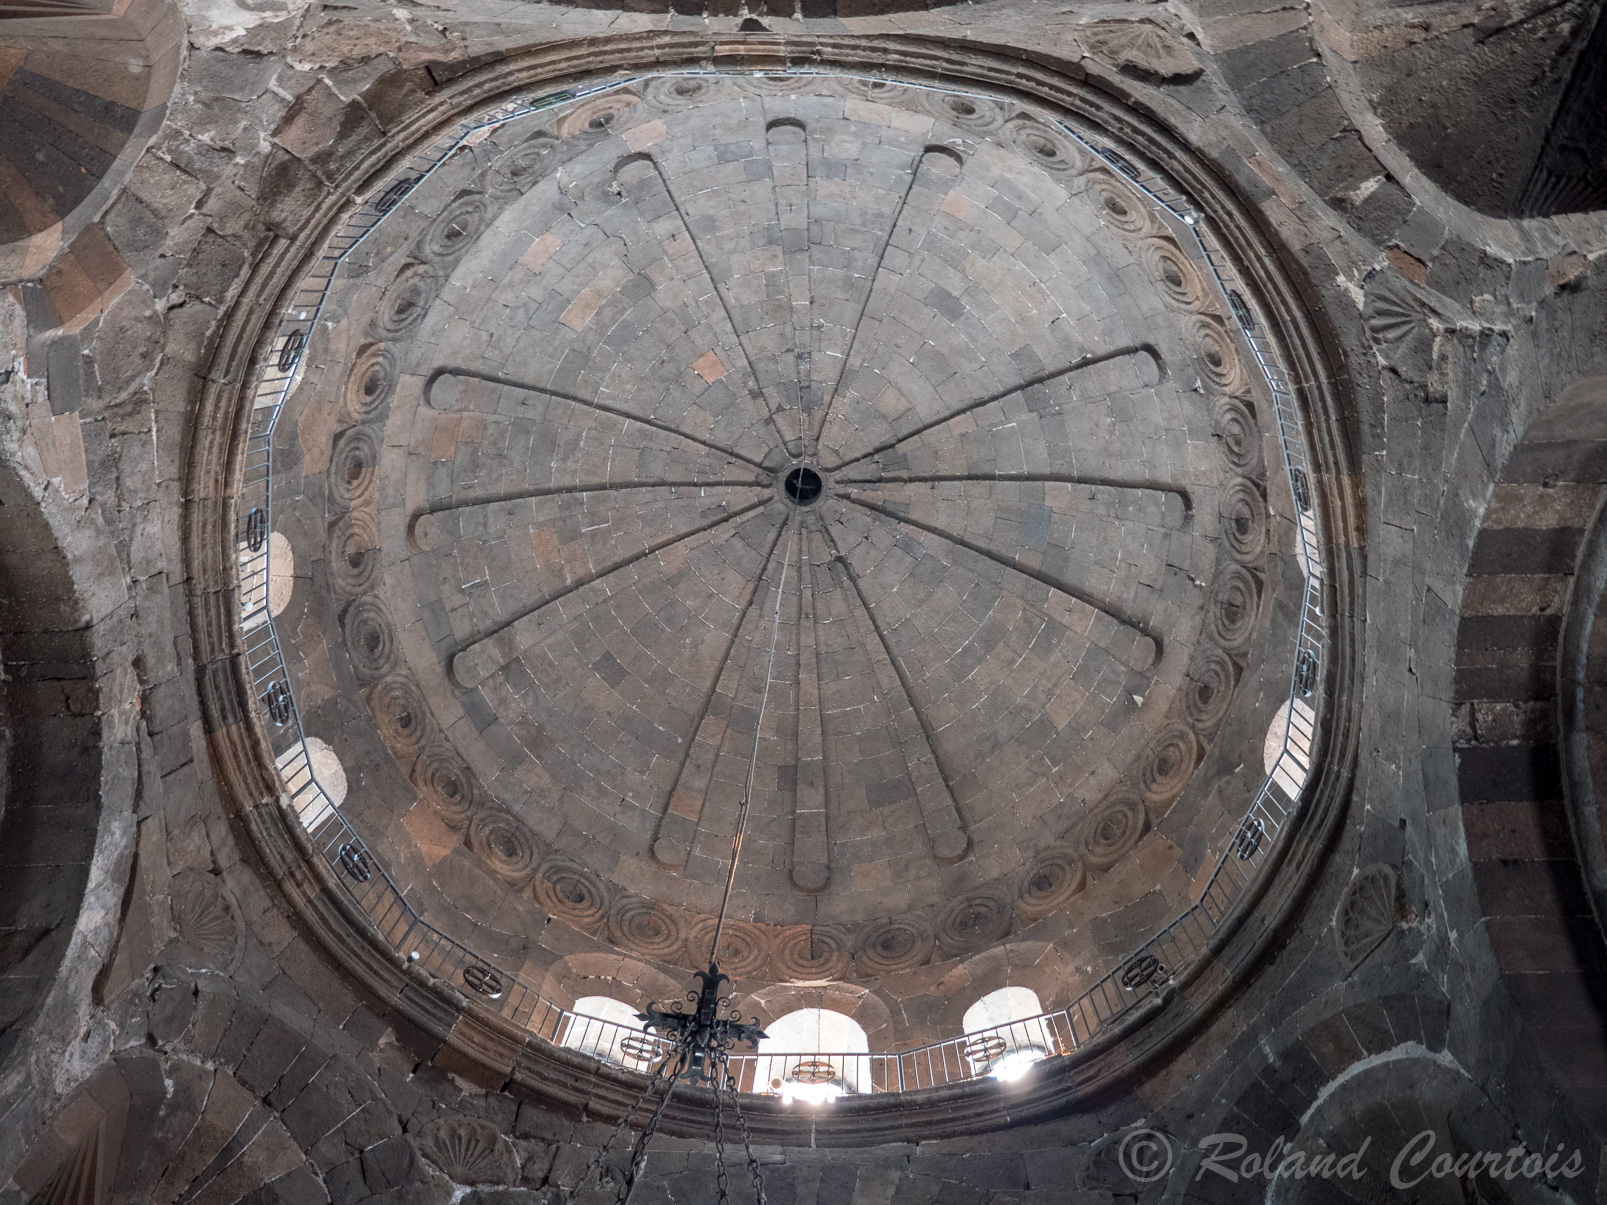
[28,1122,102,1205]
[1363,276,1425,348]
[1336,864,1402,970]
[1080,20,1203,81]
[169,870,242,971]
[415,1116,515,1186]
[853,916,937,976]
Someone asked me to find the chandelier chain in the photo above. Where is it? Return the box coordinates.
[724,1054,769,1204]
[613,1039,690,1204]
[562,1039,685,1203]
[712,1057,732,1205]
[714,523,796,953]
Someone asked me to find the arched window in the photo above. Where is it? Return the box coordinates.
[278,736,346,831]
[962,986,1053,1082]
[1265,697,1316,797]
[560,996,651,1068]
[754,1008,870,1104]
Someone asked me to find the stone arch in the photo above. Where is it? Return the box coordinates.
[1178,991,1596,1200]
[733,982,896,1056]
[754,1007,872,1098]
[928,942,1079,1036]
[962,985,1043,1034]
[1152,994,1460,1191]
[1452,373,1607,1132]
[7,1051,319,1205]
[0,3,181,293]
[536,953,685,1014]
[0,446,138,1178]
[1307,0,1607,219]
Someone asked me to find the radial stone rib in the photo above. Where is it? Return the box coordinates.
[766,117,812,454]
[809,146,950,457]
[830,473,1191,521]
[448,498,770,690]
[652,516,791,871]
[792,525,828,893]
[420,478,770,518]
[820,520,970,866]
[823,344,1163,474]
[615,154,794,452]
[430,368,769,471]
[842,493,1159,671]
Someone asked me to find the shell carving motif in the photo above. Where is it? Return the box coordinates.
[169,870,243,970]
[415,1117,515,1185]
[1080,20,1203,82]
[1335,864,1402,970]
[1362,275,1424,348]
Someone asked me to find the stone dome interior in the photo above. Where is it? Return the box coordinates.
[264,72,1314,1053]
[6,0,1607,1195]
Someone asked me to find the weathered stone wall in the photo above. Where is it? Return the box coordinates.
[0,0,1604,1201]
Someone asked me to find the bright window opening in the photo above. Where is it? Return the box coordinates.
[963,987,1053,1081]
[560,995,654,1068]
[755,1008,869,1104]
[1264,698,1316,799]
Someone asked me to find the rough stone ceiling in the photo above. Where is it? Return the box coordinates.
[258,69,1315,1057]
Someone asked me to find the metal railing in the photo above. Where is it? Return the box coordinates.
[230,71,1330,1097]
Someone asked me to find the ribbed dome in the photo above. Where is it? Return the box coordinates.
[268,73,1308,1039]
